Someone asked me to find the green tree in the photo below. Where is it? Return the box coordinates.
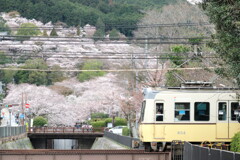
[47,65,65,83]
[169,45,190,66]
[0,17,10,34]
[50,28,58,37]
[16,23,41,36]
[77,60,106,82]
[0,52,11,64]
[93,29,105,41]
[230,132,240,152]
[165,70,183,87]
[202,1,240,86]
[14,59,49,85]
[0,68,17,84]
[109,28,120,40]
[33,116,47,127]
[95,17,105,31]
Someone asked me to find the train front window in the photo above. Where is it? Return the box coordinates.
[194,102,210,121]
[218,102,227,121]
[175,103,190,121]
[156,103,164,121]
[231,102,239,121]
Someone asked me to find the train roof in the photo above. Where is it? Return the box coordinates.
[143,87,240,99]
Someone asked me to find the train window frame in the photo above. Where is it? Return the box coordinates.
[174,103,190,121]
[140,101,146,122]
[230,102,239,121]
[194,102,210,121]
[155,102,164,122]
[218,102,227,121]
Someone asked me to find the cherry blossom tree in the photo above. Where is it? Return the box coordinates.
[4,73,128,126]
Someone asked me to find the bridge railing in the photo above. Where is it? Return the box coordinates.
[0,126,26,138]
[28,127,105,133]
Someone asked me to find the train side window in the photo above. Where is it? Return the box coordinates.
[156,103,164,121]
[194,102,210,121]
[218,102,227,121]
[140,101,146,122]
[231,102,239,121]
[175,103,190,121]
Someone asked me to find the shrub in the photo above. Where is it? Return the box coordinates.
[122,127,130,136]
[104,118,113,124]
[91,112,109,119]
[33,116,47,127]
[91,121,105,128]
[114,117,127,126]
[230,132,240,152]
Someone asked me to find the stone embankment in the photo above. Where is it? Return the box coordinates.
[0,133,33,149]
[91,137,128,150]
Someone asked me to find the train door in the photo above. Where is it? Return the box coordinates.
[216,102,229,139]
[228,102,240,138]
[216,101,239,139]
[154,102,165,139]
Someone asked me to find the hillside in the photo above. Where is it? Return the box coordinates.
[0,1,236,126]
[0,0,142,36]
[0,0,186,36]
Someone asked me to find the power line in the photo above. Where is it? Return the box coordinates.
[1,49,215,55]
[6,22,214,30]
[0,41,209,45]
[0,35,211,41]
[0,55,220,60]
[0,67,216,72]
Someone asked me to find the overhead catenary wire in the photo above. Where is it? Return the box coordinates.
[0,53,220,59]
[0,67,216,72]
[0,41,210,45]
[0,49,215,55]
[6,22,214,30]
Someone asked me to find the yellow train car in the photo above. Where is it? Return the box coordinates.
[139,87,240,151]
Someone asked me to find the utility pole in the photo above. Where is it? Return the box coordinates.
[144,35,149,69]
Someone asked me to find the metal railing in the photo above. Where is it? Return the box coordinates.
[28,127,105,133]
[183,142,240,160]
[0,126,26,138]
[104,131,140,148]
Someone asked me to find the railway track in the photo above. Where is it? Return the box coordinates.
[0,149,171,160]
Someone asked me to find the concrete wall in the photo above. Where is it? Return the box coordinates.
[0,134,33,149]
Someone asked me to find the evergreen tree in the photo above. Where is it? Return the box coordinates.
[50,28,58,37]
[93,29,105,41]
[96,17,105,32]
[202,1,240,86]
[109,28,120,40]
[77,25,81,36]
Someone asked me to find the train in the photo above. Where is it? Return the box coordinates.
[138,86,240,151]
